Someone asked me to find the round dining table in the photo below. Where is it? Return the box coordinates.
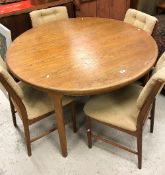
[6,17,158,157]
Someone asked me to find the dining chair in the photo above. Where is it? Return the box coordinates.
[124,8,158,35]
[0,63,76,156]
[30,6,69,27]
[84,53,165,169]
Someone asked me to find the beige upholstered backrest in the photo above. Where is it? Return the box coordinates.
[0,56,7,70]
[0,65,23,98]
[155,52,165,72]
[0,56,8,95]
[30,6,69,27]
[137,53,165,109]
[124,8,157,35]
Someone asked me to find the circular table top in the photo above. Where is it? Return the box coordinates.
[6,17,158,96]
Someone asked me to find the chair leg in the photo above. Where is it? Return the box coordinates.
[86,116,92,148]
[23,123,32,156]
[70,102,77,133]
[137,130,142,169]
[150,100,155,133]
[9,96,17,127]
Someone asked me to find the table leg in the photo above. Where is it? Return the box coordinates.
[51,93,67,157]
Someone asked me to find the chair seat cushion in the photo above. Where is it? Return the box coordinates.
[84,84,143,131]
[18,82,74,120]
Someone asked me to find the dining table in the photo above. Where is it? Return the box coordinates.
[6,17,158,157]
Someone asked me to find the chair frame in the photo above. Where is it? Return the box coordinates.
[85,80,163,169]
[0,73,77,156]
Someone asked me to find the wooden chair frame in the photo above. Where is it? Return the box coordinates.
[85,80,163,169]
[0,73,77,156]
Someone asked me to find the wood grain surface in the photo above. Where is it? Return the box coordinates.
[6,17,158,96]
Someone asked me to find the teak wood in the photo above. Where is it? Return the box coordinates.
[6,17,158,157]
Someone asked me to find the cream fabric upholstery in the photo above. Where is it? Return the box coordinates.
[0,56,26,97]
[30,6,68,27]
[0,65,23,97]
[19,82,74,120]
[84,84,142,131]
[84,53,165,131]
[155,52,165,72]
[0,56,7,70]
[0,65,74,120]
[124,8,157,35]
[137,67,165,109]
[137,54,165,109]
[0,56,8,95]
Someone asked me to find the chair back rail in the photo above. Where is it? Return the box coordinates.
[30,6,68,27]
[124,8,158,35]
[137,80,164,130]
[0,70,28,123]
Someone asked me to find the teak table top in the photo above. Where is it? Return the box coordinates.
[6,17,158,96]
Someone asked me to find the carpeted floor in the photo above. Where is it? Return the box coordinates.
[0,90,165,175]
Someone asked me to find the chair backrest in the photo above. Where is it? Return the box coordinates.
[0,65,27,117]
[155,52,165,72]
[136,53,165,127]
[0,64,23,96]
[0,24,12,59]
[124,8,158,35]
[0,55,7,70]
[0,56,8,95]
[30,6,69,27]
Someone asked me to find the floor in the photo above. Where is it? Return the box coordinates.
[0,90,165,175]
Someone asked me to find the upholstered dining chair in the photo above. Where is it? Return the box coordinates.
[124,8,158,35]
[0,63,76,156]
[30,6,69,27]
[84,53,165,169]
